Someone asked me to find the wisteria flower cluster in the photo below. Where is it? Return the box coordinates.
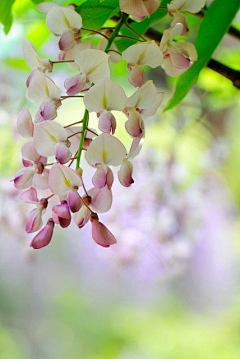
[13,0,205,249]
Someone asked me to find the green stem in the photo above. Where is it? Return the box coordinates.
[75,13,129,170]
[76,108,88,170]
[104,13,129,53]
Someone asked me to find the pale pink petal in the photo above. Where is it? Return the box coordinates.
[26,207,43,233]
[20,187,39,204]
[26,69,61,104]
[17,108,34,139]
[67,189,82,213]
[52,201,71,227]
[30,218,54,249]
[168,0,206,13]
[21,141,41,164]
[170,12,189,36]
[98,110,116,134]
[64,74,86,95]
[34,120,68,157]
[126,80,157,110]
[92,164,113,190]
[141,92,164,119]
[169,48,190,69]
[84,78,127,113]
[33,170,49,190]
[91,217,116,247]
[59,41,95,70]
[125,111,144,137]
[14,167,35,189]
[54,143,72,164]
[128,65,145,88]
[173,41,198,61]
[119,0,159,18]
[122,41,163,68]
[92,166,108,189]
[85,133,126,167]
[88,185,112,213]
[22,39,52,72]
[128,135,144,159]
[75,49,110,84]
[162,56,188,77]
[45,5,82,35]
[118,160,134,187]
[38,99,58,121]
[59,30,75,51]
[73,206,90,228]
[49,163,82,198]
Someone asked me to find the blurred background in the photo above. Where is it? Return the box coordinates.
[0,1,240,358]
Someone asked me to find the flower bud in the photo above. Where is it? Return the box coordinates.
[30,218,54,249]
[90,214,116,247]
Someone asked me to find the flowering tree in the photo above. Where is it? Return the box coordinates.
[2,0,239,249]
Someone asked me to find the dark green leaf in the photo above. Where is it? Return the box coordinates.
[165,0,240,111]
[0,0,15,34]
[76,0,120,30]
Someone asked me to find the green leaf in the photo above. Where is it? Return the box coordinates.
[76,0,120,30]
[0,0,15,34]
[165,0,240,111]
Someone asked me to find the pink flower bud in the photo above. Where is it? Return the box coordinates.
[52,201,71,228]
[67,189,82,212]
[90,214,116,248]
[30,218,54,249]
[118,160,134,187]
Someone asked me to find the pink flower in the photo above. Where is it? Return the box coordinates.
[52,201,71,228]
[26,69,62,122]
[119,0,159,20]
[13,142,49,190]
[20,187,48,233]
[49,163,82,212]
[83,78,127,133]
[37,2,83,51]
[160,23,198,77]
[30,218,54,249]
[22,39,52,72]
[90,213,116,247]
[64,50,110,95]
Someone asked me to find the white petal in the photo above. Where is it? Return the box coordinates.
[34,120,68,157]
[85,133,126,167]
[84,78,127,112]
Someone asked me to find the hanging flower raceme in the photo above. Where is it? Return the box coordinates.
[26,69,62,122]
[37,2,82,51]
[122,41,163,87]
[159,23,198,77]
[13,141,49,190]
[83,78,127,134]
[119,0,159,20]
[64,49,110,95]
[22,39,53,73]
